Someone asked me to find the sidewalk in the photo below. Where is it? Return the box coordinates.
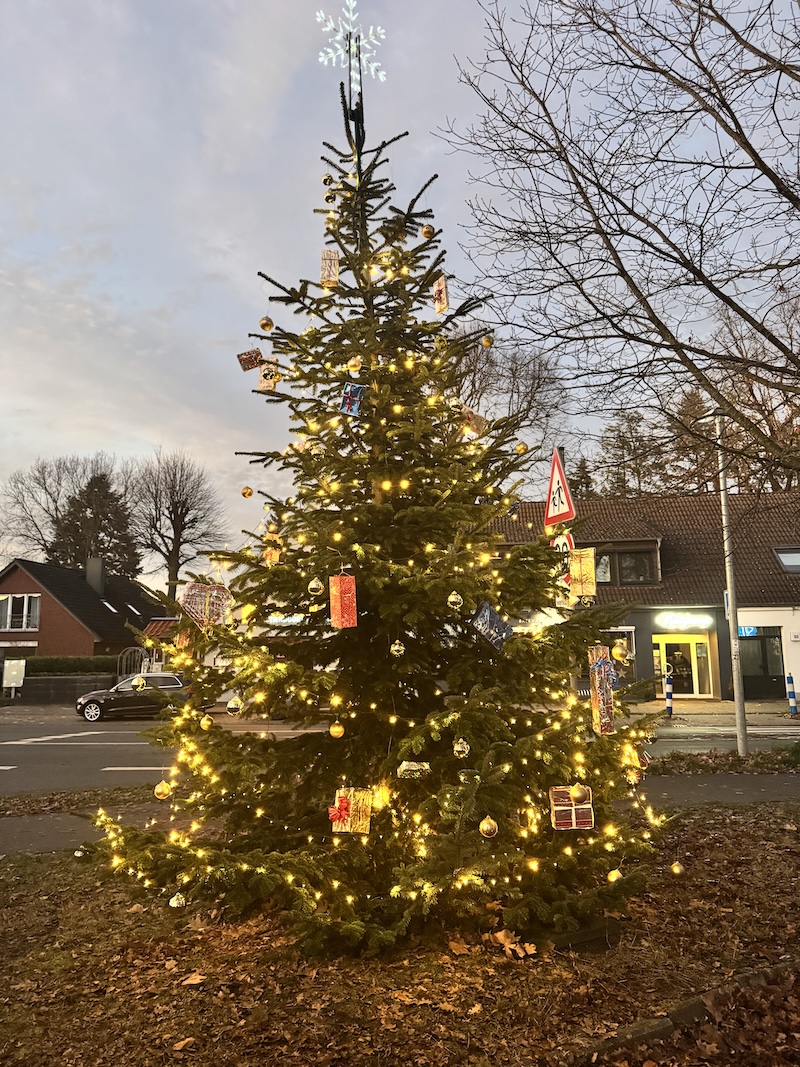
[633,697,800,732]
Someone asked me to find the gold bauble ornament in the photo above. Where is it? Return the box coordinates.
[324,190,337,204]
[515,441,528,455]
[479,816,498,838]
[154,780,172,800]
[329,720,345,739]
[670,861,686,877]
[421,224,435,239]
[226,696,243,715]
[322,173,335,186]
[390,640,406,657]
[347,355,363,374]
[607,868,623,883]
[131,675,146,692]
[259,315,274,332]
[481,335,494,349]
[453,737,470,759]
[200,713,214,731]
[569,783,590,804]
[241,486,253,498]
[447,591,464,610]
[308,577,324,596]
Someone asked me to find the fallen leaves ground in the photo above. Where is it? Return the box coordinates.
[2,800,800,1065]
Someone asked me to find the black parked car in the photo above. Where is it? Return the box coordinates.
[75,673,185,722]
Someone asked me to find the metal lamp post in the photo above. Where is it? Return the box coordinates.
[713,412,749,756]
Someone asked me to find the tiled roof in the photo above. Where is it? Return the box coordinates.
[143,617,178,639]
[0,559,163,643]
[493,494,800,607]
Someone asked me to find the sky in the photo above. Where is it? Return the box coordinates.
[0,0,502,568]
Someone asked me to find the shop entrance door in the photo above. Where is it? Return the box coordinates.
[652,634,713,697]
[739,630,784,699]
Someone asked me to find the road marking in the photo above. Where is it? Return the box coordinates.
[1,741,150,746]
[1,731,112,745]
[0,765,17,771]
[101,766,162,772]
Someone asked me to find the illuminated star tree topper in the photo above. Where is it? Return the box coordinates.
[317,0,386,95]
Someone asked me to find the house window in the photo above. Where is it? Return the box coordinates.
[596,554,611,583]
[619,551,654,584]
[588,547,658,586]
[0,593,41,631]
[774,548,800,573]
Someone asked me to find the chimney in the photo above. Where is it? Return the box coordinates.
[86,557,105,596]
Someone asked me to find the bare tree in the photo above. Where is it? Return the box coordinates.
[130,449,228,600]
[448,0,800,477]
[0,452,122,559]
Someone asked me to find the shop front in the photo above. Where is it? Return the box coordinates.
[650,610,718,698]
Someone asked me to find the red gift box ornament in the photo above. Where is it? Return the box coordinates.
[328,796,351,824]
[329,574,357,628]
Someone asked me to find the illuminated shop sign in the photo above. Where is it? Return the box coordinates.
[654,612,713,631]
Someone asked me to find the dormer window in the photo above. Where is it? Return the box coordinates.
[593,545,659,585]
[774,548,800,573]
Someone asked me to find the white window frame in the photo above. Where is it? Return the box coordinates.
[0,593,42,631]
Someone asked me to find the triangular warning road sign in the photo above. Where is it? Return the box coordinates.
[544,449,576,527]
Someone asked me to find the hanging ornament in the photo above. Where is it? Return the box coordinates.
[397,761,431,779]
[322,172,335,185]
[479,816,498,839]
[168,892,187,908]
[346,354,363,374]
[328,788,372,834]
[481,335,494,349]
[256,358,281,393]
[447,591,464,610]
[432,274,449,314]
[259,315,274,332]
[390,639,405,657]
[461,403,490,437]
[154,780,172,800]
[421,223,435,239]
[671,861,686,877]
[329,720,345,739]
[131,675,146,692]
[181,584,233,628]
[549,786,595,830]
[241,486,254,498]
[340,381,366,416]
[324,190,337,204]
[321,248,339,287]
[469,602,513,651]
[226,696,243,715]
[308,577,324,596]
[237,348,264,372]
[262,532,281,565]
[199,714,214,731]
[329,574,357,628]
[589,644,615,735]
[607,869,623,884]
[569,783,590,804]
[453,737,470,759]
[515,441,529,455]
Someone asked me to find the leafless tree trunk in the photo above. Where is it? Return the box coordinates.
[448,0,800,476]
[130,449,228,601]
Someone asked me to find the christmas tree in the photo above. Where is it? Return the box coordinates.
[95,12,661,955]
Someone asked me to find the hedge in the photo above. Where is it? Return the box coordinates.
[21,655,120,676]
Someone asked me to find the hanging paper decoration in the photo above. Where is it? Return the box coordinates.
[469,602,514,651]
[181,583,233,627]
[570,548,597,598]
[256,359,281,393]
[340,381,366,416]
[262,533,281,565]
[588,644,615,735]
[549,785,595,830]
[329,574,357,628]
[433,274,449,314]
[320,248,339,287]
[461,403,489,437]
[328,787,372,834]
[397,761,431,779]
[237,348,264,372]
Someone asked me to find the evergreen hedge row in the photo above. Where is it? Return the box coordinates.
[22,655,119,676]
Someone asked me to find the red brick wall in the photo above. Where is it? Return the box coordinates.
[0,566,95,656]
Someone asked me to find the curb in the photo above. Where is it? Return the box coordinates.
[575,957,799,1064]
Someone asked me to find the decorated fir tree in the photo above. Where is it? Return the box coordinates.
[95,14,661,954]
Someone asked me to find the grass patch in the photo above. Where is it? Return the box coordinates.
[650,742,800,776]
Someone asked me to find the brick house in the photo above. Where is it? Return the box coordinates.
[494,493,800,701]
[0,558,163,662]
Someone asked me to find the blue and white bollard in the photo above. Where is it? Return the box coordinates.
[665,675,673,719]
[787,674,798,718]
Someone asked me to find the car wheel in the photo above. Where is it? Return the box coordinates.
[82,702,104,722]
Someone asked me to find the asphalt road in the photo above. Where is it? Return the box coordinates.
[0,707,323,795]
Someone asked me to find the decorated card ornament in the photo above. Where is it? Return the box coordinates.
[256,358,281,393]
[320,248,339,287]
[262,533,281,566]
[397,761,431,779]
[588,644,615,735]
[549,785,595,830]
[340,381,366,416]
[469,601,514,651]
[570,548,597,598]
[433,274,449,314]
[461,403,490,437]
[328,787,372,834]
[237,348,264,372]
[329,574,357,628]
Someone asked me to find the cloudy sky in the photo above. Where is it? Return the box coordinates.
[0,0,501,563]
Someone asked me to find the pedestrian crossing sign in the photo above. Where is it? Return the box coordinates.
[544,449,576,527]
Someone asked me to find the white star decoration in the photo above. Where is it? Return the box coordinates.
[317,0,386,93]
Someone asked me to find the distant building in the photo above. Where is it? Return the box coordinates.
[0,557,163,661]
[494,494,800,701]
